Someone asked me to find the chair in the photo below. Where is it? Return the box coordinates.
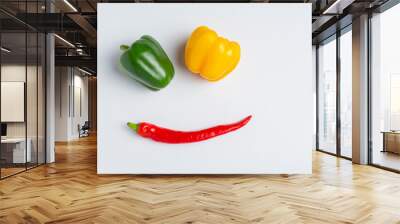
[79,121,90,138]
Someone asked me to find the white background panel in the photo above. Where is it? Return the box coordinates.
[98,3,312,174]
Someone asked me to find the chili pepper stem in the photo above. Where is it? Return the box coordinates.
[120,44,130,51]
[127,122,138,132]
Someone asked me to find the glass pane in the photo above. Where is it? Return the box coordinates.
[38,33,45,165]
[1,31,27,177]
[340,30,352,158]
[26,0,38,169]
[27,31,38,169]
[371,4,400,171]
[318,38,337,154]
[313,46,317,149]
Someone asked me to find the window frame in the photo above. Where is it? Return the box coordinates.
[315,24,353,160]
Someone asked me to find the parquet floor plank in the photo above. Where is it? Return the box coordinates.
[1,135,400,223]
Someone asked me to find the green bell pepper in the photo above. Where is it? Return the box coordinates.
[120,35,174,90]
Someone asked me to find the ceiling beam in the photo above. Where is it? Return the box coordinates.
[12,13,83,32]
[322,0,356,14]
[312,14,352,44]
[67,13,97,46]
[55,55,96,71]
[312,15,335,33]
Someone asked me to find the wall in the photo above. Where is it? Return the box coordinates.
[1,64,41,138]
[54,67,69,141]
[71,72,89,138]
[1,65,25,138]
[55,66,89,141]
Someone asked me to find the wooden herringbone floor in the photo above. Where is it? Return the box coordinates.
[1,135,400,224]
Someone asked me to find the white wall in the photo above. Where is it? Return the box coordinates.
[1,65,41,138]
[1,64,46,163]
[1,65,26,138]
[71,73,89,138]
[55,67,70,141]
[55,67,89,141]
[1,82,25,122]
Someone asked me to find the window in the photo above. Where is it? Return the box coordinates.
[317,27,353,159]
[370,3,400,171]
[318,37,337,154]
[340,29,352,158]
[0,1,47,179]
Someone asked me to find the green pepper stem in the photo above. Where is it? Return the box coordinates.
[120,45,130,51]
[127,122,138,132]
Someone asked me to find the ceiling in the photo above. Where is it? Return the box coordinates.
[0,0,394,74]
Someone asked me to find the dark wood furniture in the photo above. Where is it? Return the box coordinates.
[382,131,400,154]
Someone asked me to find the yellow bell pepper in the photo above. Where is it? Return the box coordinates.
[184,26,240,82]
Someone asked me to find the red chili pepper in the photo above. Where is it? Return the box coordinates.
[127,115,252,144]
